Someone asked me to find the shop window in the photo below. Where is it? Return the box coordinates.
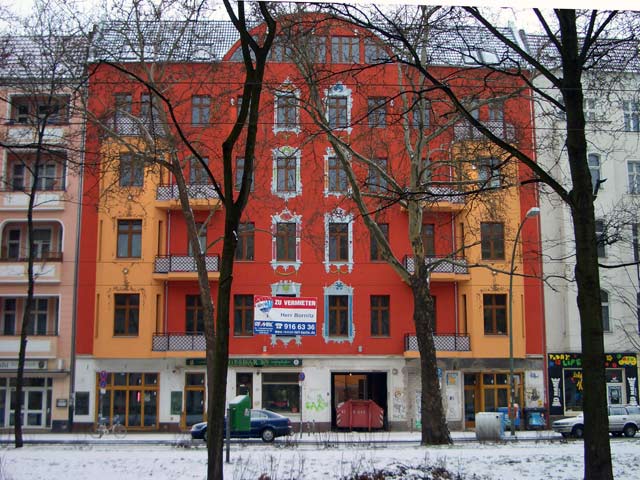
[234,294,254,337]
[483,293,507,335]
[95,372,158,428]
[116,220,142,258]
[480,222,504,260]
[119,153,143,187]
[370,224,389,261]
[185,295,205,333]
[262,372,300,414]
[235,223,255,261]
[563,368,583,412]
[75,392,90,415]
[370,295,389,336]
[114,293,139,336]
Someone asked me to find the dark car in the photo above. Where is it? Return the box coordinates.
[190,409,292,443]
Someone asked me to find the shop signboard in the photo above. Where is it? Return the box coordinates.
[253,295,317,336]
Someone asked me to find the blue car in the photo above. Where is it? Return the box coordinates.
[190,409,293,443]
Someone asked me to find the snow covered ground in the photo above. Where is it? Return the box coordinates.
[1,432,639,480]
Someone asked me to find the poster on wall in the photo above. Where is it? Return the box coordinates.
[254,295,317,336]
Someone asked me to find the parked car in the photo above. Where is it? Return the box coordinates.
[190,409,292,442]
[552,405,640,438]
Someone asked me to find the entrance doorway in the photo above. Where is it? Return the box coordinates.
[0,377,52,428]
[236,372,253,398]
[464,372,522,429]
[330,372,387,429]
[184,372,206,427]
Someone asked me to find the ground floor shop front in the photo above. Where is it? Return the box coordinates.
[73,355,547,432]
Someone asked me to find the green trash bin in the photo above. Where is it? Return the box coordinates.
[228,395,251,432]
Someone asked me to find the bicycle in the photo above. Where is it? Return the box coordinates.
[90,415,127,439]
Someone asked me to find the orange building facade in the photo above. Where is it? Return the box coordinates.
[73,19,545,431]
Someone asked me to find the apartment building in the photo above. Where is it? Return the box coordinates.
[0,36,84,431]
[72,17,544,431]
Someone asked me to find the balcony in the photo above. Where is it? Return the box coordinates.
[5,125,66,145]
[453,120,516,143]
[419,186,465,212]
[0,253,63,283]
[153,254,220,281]
[404,333,471,354]
[0,332,58,357]
[0,187,66,211]
[155,184,220,210]
[403,255,470,282]
[152,332,205,351]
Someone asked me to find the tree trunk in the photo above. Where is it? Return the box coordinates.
[558,10,612,480]
[411,273,451,445]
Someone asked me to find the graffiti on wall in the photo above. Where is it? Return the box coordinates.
[392,389,406,420]
[524,370,544,408]
[305,393,328,412]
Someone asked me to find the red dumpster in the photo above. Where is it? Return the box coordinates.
[335,399,384,430]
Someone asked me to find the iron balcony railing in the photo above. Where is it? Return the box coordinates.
[403,255,468,275]
[152,332,205,351]
[424,186,465,204]
[154,254,219,273]
[156,183,218,201]
[453,120,516,142]
[404,333,471,352]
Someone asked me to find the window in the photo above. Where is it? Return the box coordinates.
[411,98,430,129]
[595,220,606,258]
[114,94,133,134]
[367,97,386,128]
[11,95,68,125]
[601,290,610,332]
[31,228,52,259]
[11,164,25,191]
[234,157,253,191]
[189,157,209,184]
[271,41,293,62]
[364,38,389,64]
[370,223,389,261]
[481,222,504,260]
[119,153,143,187]
[114,293,139,336]
[276,154,297,192]
[328,156,347,193]
[584,98,598,122]
[185,295,204,333]
[235,223,254,261]
[310,36,327,63]
[421,224,435,257]
[28,298,49,335]
[588,153,601,192]
[5,229,21,259]
[483,294,507,334]
[327,96,349,129]
[628,161,640,194]
[275,92,298,130]
[233,294,253,336]
[370,295,390,336]
[328,295,349,336]
[262,373,300,413]
[329,223,349,261]
[75,392,90,415]
[35,163,57,191]
[276,223,296,261]
[236,95,243,118]
[191,95,210,125]
[188,223,207,256]
[331,36,359,63]
[633,223,639,263]
[368,158,388,193]
[488,102,504,122]
[623,101,640,132]
[478,158,501,188]
[117,220,142,258]
[2,298,16,335]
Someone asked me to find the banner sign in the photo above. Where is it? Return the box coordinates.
[254,295,317,336]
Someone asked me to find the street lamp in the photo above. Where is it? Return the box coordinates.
[508,206,540,436]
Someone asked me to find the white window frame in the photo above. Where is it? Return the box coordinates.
[271,146,301,200]
[627,161,640,194]
[324,83,352,133]
[270,209,302,272]
[324,148,350,197]
[273,84,300,134]
[587,153,601,192]
[623,101,640,132]
[323,280,354,341]
[324,208,354,273]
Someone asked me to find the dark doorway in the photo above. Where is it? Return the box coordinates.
[236,372,253,398]
[330,371,388,429]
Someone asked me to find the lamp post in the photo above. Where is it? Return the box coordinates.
[508,206,540,436]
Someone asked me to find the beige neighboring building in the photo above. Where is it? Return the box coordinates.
[0,36,85,431]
